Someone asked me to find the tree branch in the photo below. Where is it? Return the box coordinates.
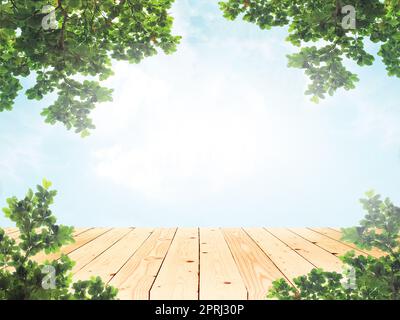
[58,4,68,50]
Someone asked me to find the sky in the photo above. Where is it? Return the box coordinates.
[1,0,400,227]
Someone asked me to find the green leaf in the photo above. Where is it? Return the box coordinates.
[0,181,118,300]
[2,207,11,218]
[0,0,181,135]
[341,227,360,244]
[42,178,52,190]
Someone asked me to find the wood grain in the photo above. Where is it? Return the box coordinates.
[73,228,153,283]
[222,228,286,300]
[309,227,385,258]
[3,227,378,300]
[109,228,177,300]
[200,228,247,300]
[68,228,132,273]
[244,228,314,282]
[33,227,111,263]
[289,228,367,257]
[150,228,199,300]
[266,228,343,273]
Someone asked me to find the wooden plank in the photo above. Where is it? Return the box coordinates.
[33,228,111,263]
[6,228,92,253]
[199,228,247,300]
[3,227,18,235]
[222,228,286,300]
[266,228,343,273]
[1,228,93,271]
[7,231,20,241]
[244,228,314,282]
[68,228,132,274]
[4,227,88,242]
[109,228,176,300]
[310,227,385,258]
[311,227,343,238]
[72,227,93,236]
[73,228,153,283]
[3,228,90,271]
[150,228,199,300]
[2,229,20,271]
[289,228,367,257]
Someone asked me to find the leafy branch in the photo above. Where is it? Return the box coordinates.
[219,0,399,102]
[0,0,181,135]
[0,179,117,300]
[268,191,400,300]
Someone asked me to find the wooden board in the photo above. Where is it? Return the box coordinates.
[3,227,89,243]
[222,228,286,300]
[68,228,132,273]
[72,227,93,236]
[289,228,367,257]
[33,227,111,263]
[3,227,18,235]
[199,228,247,300]
[309,227,385,258]
[109,228,177,300]
[3,227,379,300]
[244,228,315,282]
[266,228,343,273]
[73,228,153,283]
[6,231,20,241]
[150,228,199,300]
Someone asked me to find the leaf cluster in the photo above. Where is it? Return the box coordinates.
[0,0,181,135]
[0,179,117,300]
[268,191,400,300]
[219,0,400,101]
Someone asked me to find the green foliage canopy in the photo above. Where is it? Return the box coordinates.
[0,179,117,300]
[268,191,400,300]
[0,0,180,135]
[219,0,400,102]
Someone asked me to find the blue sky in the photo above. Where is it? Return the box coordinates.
[1,0,400,227]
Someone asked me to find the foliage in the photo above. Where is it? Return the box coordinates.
[0,179,117,300]
[0,0,180,135]
[268,191,400,300]
[219,0,400,102]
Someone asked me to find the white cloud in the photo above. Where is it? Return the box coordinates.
[88,1,335,203]
[90,31,326,202]
[94,69,270,199]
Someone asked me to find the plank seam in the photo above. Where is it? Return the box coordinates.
[288,228,350,257]
[61,228,113,259]
[241,228,295,288]
[147,228,179,300]
[308,227,381,258]
[328,227,342,234]
[263,228,319,269]
[307,227,362,253]
[106,229,154,285]
[73,227,94,237]
[71,228,133,274]
[220,228,249,300]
